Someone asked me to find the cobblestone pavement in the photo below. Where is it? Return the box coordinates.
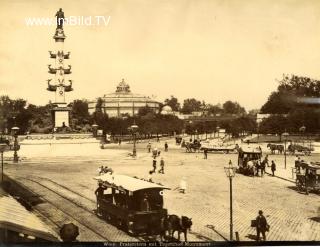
[4,139,320,241]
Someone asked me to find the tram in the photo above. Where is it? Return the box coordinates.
[295,161,320,194]
[0,188,58,242]
[94,174,170,235]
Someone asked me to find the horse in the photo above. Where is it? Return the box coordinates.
[185,142,201,153]
[166,215,192,241]
[267,143,284,154]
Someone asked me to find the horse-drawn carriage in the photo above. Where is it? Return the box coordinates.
[237,147,262,176]
[94,174,169,236]
[295,161,320,194]
[185,141,201,153]
[267,143,284,154]
[288,144,313,156]
[175,136,182,145]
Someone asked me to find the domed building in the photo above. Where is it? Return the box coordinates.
[160,105,174,115]
[88,79,160,117]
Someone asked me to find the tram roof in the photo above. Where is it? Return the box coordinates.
[94,174,170,192]
[0,189,59,242]
[239,147,262,154]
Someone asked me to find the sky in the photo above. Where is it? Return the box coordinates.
[1,0,320,111]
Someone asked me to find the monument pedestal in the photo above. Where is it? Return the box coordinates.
[52,106,71,127]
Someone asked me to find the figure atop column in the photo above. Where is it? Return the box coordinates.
[54,8,66,41]
[55,8,65,29]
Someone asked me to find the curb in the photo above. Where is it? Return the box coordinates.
[265,172,295,184]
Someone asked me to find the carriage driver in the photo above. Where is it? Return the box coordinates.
[140,193,151,211]
[95,182,105,214]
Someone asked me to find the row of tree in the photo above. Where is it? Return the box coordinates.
[164,96,247,115]
[259,74,320,134]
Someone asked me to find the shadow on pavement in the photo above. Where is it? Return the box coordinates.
[189,230,215,241]
[245,234,257,241]
[309,217,320,223]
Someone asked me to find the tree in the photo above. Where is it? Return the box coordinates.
[206,104,223,115]
[222,101,246,115]
[164,96,180,111]
[72,100,89,123]
[259,115,288,135]
[181,98,202,114]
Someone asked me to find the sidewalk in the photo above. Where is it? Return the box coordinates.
[265,164,296,183]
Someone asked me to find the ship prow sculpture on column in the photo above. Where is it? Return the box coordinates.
[47,8,73,132]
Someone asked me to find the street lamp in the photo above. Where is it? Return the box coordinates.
[224,160,236,241]
[129,121,139,158]
[216,126,220,138]
[11,126,19,163]
[92,124,98,137]
[0,143,7,183]
[299,125,306,147]
[282,132,289,169]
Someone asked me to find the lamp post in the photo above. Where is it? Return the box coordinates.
[216,126,220,138]
[92,124,98,137]
[282,132,289,169]
[11,126,19,163]
[129,121,139,158]
[0,143,7,183]
[224,160,236,241]
[299,126,306,147]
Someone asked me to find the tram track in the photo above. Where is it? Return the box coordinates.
[13,176,139,241]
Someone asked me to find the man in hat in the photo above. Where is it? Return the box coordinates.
[140,193,151,211]
[159,157,165,174]
[256,210,268,241]
[271,160,276,176]
[164,142,168,152]
[152,158,157,173]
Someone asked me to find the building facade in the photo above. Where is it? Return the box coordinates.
[88,79,160,117]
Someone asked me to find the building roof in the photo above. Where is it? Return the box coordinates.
[0,189,59,241]
[94,174,170,192]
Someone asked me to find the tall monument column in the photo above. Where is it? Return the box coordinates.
[47,8,73,129]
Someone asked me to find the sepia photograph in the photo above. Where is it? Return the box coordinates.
[0,0,320,245]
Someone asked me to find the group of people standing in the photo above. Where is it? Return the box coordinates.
[147,142,169,182]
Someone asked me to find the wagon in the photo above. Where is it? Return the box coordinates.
[237,147,262,176]
[295,161,320,194]
[94,174,170,236]
[288,144,313,156]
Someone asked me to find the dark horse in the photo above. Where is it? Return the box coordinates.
[160,214,192,241]
[267,143,284,154]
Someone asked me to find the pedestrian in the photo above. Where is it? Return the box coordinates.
[256,210,268,241]
[264,155,269,167]
[152,158,157,173]
[158,150,161,157]
[203,148,208,159]
[118,139,121,145]
[159,157,165,174]
[271,160,276,176]
[180,177,187,194]
[152,148,157,158]
[260,160,266,177]
[164,142,168,152]
[295,155,301,168]
[147,142,151,153]
[148,171,154,182]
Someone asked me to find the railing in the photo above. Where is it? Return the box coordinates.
[24,133,93,140]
